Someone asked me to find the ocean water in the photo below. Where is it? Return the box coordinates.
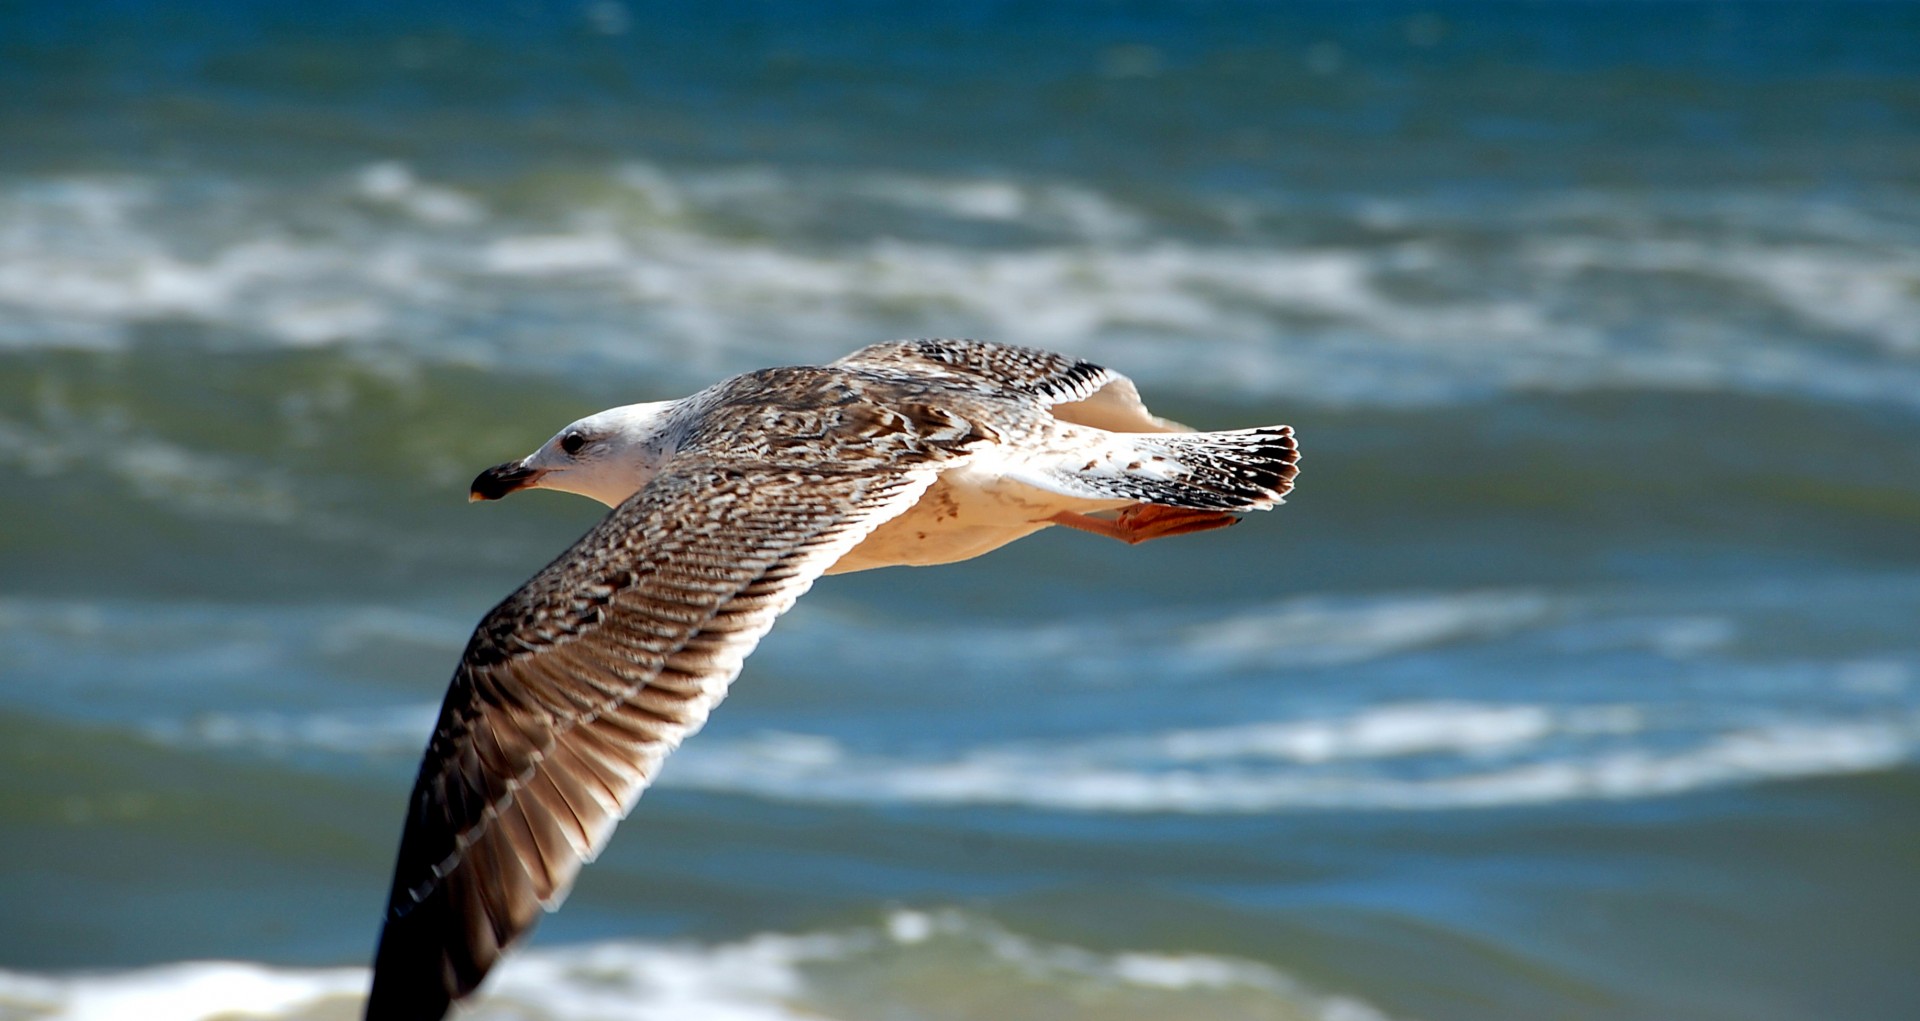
[4,2,1919,1019]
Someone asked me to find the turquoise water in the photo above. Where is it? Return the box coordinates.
[3,3,1919,1019]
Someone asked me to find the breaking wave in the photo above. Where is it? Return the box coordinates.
[4,163,1920,411]
[664,707,1920,813]
[24,575,1908,813]
[0,910,1397,1021]
[140,693,1920,814]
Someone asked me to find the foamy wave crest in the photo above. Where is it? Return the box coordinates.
[0,961,366,1021]
[0,911,1395,1021]
[117,589,1564,767]
[664,707,1920,812]
[6,165,1920,411]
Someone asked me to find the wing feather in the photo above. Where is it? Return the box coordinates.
[365,460,938,1021]
[834,337,1115,404]
[835,338,1190,432]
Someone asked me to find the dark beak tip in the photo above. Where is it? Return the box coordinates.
[469,460,540,502]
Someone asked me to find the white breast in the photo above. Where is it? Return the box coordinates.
[825,459,1128,575]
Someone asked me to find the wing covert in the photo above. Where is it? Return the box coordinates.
[835,338,1188,432]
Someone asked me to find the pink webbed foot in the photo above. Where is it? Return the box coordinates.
[1047,504,1242,545]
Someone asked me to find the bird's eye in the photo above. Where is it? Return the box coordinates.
[560,432,588,456]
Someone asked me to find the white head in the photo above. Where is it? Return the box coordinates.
[468,400,678,508]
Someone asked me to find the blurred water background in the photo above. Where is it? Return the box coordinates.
[4,2,1920,1019]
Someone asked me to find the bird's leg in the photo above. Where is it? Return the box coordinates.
[1047,504,1241,545]
[1120,504,1243,541]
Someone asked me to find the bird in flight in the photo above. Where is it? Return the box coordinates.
[366,339,1299,1019]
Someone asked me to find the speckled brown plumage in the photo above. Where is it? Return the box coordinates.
[366,340,1299,1020]
[369,459,943,1020]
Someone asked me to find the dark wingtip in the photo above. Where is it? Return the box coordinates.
[366,918,456,1021]
[367,828,543,1020]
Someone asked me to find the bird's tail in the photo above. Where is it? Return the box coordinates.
[1035,424,1299,511]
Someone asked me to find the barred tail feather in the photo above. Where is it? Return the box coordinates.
[1037,425,1299,511]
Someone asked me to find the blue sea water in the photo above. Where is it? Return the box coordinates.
[2,3,1919,1020]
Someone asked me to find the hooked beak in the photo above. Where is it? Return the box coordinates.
[469,460,547,502]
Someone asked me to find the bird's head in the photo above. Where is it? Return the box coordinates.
[469,400,677,508]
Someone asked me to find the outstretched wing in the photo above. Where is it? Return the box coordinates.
[366,459,938,1021]
[834,338,1190,433]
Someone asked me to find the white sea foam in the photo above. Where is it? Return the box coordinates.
[355,161,485,225]
[1528,234,1920,354]
[851,172,1146,237]
[137,691,1912,813]
[0,911,1391,1021]
[484,231,631,274]
[111,585,1567,763]
[0,961,366,1021]
[1149,703,1619,764]
[87,570,1920,814]
[5,165,1920,412]
[665,710,1918,813]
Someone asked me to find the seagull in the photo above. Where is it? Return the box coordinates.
[365,339,1299,1020]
